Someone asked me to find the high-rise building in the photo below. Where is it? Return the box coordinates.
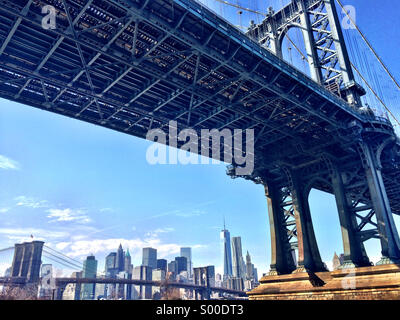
[253,267,258,283]
[157,259,167,274]
[180,247,192,278]
[332,252,344,270]
[174,256,187,275]
[142,247,157,269]
[81,255,98,300]
[245,251,254,280]
[231,236,244,279]
[220,223,233,279]
[104,252,118,299]
[124,248,132,274]
[168,260,177,280]
[116,244,125,272]
[105,252,117,274]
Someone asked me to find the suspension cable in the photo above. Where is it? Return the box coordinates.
[351,62,400,126]
[44,245,87,267]
[335,0,400,91]
[282,32,400,126]
[212,0,266,16]
[43,246,99,275]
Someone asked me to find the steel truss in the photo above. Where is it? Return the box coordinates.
[247,0,366,106]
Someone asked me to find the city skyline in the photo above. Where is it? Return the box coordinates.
[0,97,270,275]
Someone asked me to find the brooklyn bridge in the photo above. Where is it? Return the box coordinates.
[0,0,399,299]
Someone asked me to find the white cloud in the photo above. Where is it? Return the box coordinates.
[175,209,206,218]
[60,238,177,258]
[14,196,49,209]
[0,263,11,277]
[55,242,71,250]
[99,208,114,213]
[145,227,175,238]
[46,208,91,224]
[0,227,69,243]
[0,155,19,170]
[56,237,203,261]
[0,207,10,213]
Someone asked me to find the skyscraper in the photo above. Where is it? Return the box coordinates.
[142,247,157,269]
[174,256,187,274]
[105,252,116,272]
[81,255,98,300]
[180,247,192,278]
[124,248,132,274]
[231,236,244,279]
[116,244,125,272]
[220,223,233,279]
[168,260,177,276]
[157,259,167,274]
[104,252,117,298]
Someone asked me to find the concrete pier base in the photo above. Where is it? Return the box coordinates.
[248,264,400,300]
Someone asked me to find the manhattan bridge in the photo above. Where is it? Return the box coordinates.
[0,0,400,299]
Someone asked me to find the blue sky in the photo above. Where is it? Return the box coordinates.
[0,0,399,277]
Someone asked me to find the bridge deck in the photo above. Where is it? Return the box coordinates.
[0,0,399,212]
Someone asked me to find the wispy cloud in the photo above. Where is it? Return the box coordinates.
[0,155,19,170]
[14,196,49,209]
[145,227,175,238]
[0,207,10,213]
[175,209,206,218]
[153,227,175,233]
[147,208,207,220]
[46,208,91,224]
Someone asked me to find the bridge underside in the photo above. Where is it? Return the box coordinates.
[1,0,400,284]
